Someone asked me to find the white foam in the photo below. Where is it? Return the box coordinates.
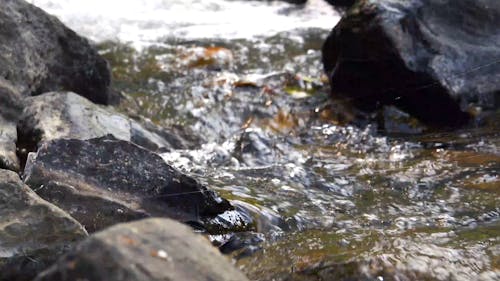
[30,0,340,47]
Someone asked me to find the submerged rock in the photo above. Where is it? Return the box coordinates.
[0,0,112,104]
[23,136,242,233]
[17,92,182,160]
[0,169,87,281]
[322,0,500,127]
[35,218,249,281]
[218,231,265,259]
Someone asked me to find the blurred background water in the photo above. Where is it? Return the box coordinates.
[31,0,339,47]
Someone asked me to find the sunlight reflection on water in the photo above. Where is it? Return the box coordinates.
[32,0,340,47]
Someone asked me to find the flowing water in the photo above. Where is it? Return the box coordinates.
[32,1,500,280]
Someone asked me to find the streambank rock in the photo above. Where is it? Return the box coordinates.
[23,136,245,233]
[0,79,22,171]
[17,92,182,157]
[35,218,249,281]
[0,169,87,281]
[0,116,17,171]
[322,0,500,127]
[0,0,112,104]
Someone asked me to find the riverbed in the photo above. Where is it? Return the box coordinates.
[32,0,500,280]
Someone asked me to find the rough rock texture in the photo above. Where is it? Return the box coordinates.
[0,0,112,104]
[35,218,249,281]
[23,136,239,233]
[0,169,87,281]
[0,117,18,172]
[0,78,22,171]
[17,92,183,156]
[322,0,500,127]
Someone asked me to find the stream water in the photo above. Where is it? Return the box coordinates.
[32,0,500,280]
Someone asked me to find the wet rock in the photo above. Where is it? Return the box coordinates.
[322,0,500,127]
[23,136,240,233]
[324,0,356,8]
[259,0,355,7]
[34,218,249,281]
[0,169,87,281]
[234,128,277,166]
[17,92,180,158]
[0,0,112,104]
[255,0,307,4]
[218,232,265,259]
[380,106,426,134]
[0,79,22,171]
[281,0,308,4]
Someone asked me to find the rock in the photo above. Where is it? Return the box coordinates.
[322,0,500,127]
[234,128,277,167]
[23,136,244,233]
[218,232,265,259]
[34,218,249,281]
[324,0,356,8]
[0,169,87,281]
[252,0,307,4]
[282,0,308,4]
[0,116,19,171]
[17,92,181,161]
[258,0,354,7]
[0,78,22,171]
[0,0,112,104]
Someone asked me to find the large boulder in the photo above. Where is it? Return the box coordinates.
[34,218,249,281]
[0,0,112,104]
[17,92,184,158]
[0,169,87,281]
[23,136,247,233]
[322,0,500,127]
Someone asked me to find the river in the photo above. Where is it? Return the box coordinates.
[32,0,500,280]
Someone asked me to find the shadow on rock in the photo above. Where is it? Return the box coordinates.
[322,0,500,128]
[34,218,249,281]
[23,136,251,234]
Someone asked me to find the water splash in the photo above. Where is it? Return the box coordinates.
[31,0,340,48]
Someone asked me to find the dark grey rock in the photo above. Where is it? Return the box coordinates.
[0,0,112,104]
[281,0,307,4]
[17,92,179,155]
[322,0,500,127]
[253,0,307,4]
[324,0,356,8]
[218,231,265,259]
[0,169,87,281]
[23,136,245,233]
[256,0,355,7]
[34,218,249,281]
